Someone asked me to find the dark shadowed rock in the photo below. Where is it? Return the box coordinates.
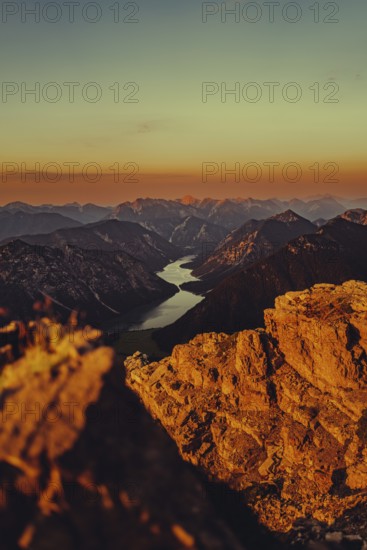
[0,320,245,550]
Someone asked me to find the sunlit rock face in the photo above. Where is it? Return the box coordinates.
[125,281,367,534]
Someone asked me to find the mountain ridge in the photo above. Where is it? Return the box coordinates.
[187,210,316,291]
[2,219,180,271]
[0,210,82,241]
[0,239,177,325]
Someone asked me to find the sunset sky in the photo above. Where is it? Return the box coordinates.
[1,0,366,204]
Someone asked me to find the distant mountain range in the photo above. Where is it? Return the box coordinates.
[155,216,367,350]
[0,211,81,241]
[109,196,347,234]
[0,202,113,224]
[2,196,366,241]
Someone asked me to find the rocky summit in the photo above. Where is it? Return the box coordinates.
[125,281,367,541]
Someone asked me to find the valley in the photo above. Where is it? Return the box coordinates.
[104,255,204,334]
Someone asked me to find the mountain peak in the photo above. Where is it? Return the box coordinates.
[179,195,199,205]
[270,209,306,223]
[340,208,367,225]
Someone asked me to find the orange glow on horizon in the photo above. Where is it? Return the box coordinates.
[0,161,366,206]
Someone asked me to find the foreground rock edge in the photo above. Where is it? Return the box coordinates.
[125,280,367,535]
[0,319,245,549]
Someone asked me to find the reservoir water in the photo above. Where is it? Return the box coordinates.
[127,256,204,331]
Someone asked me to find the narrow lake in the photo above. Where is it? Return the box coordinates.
[127,255,204,331]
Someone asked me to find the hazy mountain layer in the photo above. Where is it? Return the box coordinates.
[0,211,81,241]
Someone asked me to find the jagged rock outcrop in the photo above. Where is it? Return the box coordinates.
[125,281,367,538]
[0,319,244,549]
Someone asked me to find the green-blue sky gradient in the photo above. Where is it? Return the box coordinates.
[1,0,366,202]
